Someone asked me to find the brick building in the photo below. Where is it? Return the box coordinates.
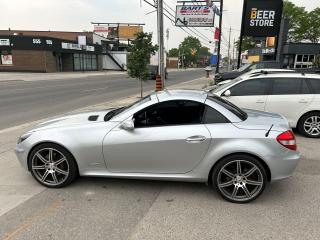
[0,30,107,72]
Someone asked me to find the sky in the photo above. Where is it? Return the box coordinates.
[0,0,318,56]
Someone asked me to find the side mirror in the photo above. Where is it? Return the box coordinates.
[120,119,135,131]
[223,90,231,97]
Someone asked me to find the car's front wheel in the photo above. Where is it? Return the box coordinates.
[298,112,320,138]
[212,154,267,203]
[28,143,78,188]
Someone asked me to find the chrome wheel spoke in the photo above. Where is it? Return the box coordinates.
[36,153,48,164]
[218,180,234,188]
[32,165,46,170]
[52,172,58,184]
[246,179,263,186]
[55,167,68,176]
[231,186,239,198]
[41,170,50,181]
[242,185,251,198]
[48,149,53,163]
[54,157,66,166]
[236,161,242,175]
[244,166,257,177]
[221,168,235,178]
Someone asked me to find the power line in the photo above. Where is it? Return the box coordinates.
[143,0,214,48]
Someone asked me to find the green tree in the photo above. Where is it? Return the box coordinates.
[178,36,202,66]
[283,1,320,43]
[127,32,158,98]
[314,55,320,68]
[283,0,308,42]
[168,48,179,57]
[199,46,211,57]
[305,8,320,43]
[235,36,255,51]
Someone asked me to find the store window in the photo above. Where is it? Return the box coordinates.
[295,54,315,69]
[73,53,97,71]
[0,50,13,65]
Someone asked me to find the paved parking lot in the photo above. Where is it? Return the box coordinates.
[0,77,319,240]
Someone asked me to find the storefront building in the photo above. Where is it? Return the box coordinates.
[0,30,103,72]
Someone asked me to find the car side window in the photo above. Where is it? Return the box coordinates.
[308,79,320,94]
[271,78,308,95]
[203,106,229,124]
[134,100,205,128]
[229,78,268,96]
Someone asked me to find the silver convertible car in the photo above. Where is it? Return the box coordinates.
[15,90,300,203]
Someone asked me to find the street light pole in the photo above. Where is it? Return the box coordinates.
[157,0,165,89]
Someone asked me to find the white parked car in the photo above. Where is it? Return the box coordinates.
[211,69,295,89]
[211,73,320,138]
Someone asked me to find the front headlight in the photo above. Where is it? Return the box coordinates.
[17,133,32,144]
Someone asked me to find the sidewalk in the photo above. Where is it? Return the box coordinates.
[0,77,207,217]
[0,69,202,82]
[0,71,126,82]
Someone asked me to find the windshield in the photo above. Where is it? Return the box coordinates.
[207,95,247,121]
[104,95,151,121]
[212,77,242,93]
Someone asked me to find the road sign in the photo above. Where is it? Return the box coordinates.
[175,5,215,27]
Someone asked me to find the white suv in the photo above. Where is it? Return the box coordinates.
[212,73,320,138]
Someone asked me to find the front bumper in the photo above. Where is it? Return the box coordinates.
[14,144,29,171]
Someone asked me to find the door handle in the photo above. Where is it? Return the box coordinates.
[186,135,206,143]
[299,99,308,103]
[256,100,265,104]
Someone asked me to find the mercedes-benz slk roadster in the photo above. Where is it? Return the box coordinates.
[15,90,300,203]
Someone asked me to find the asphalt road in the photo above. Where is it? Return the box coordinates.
[0,70,204,130]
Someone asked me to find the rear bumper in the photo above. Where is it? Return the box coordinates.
[268,151,301,182]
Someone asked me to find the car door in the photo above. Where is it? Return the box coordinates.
[102,100,211,174]
[221,78,269,111]
[265,77,314,126]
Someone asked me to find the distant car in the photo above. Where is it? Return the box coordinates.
[15,90,300,203]
[211,72,320,138]
[215,62,282,83]
[147,65,168,80]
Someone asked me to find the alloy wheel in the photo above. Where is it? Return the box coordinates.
[31,148,70,186]
[304,116,320,137]
[217,160,264,202]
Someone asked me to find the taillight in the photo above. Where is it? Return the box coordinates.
[277,130,297,151]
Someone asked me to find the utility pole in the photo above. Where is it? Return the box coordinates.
[157,0,165,88]
[227,26,231,71]
[237,0,247,68]
[232,38,236,70]
[166,28,169,53]
[216,0,223,73]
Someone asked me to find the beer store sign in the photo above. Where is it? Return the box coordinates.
[242,0,283,37]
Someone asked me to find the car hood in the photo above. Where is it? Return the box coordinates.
[31,109,115,131]
[234,109,290,132]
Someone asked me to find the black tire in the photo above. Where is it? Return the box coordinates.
[212,154,267,203]
[298,112,320,138]
[28,143,78,188]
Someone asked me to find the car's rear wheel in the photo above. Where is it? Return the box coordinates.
[213,155,267,203]
[298,112,320,138]
[28,143,78,188]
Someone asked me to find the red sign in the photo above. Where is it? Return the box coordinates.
[214,27,220,41]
